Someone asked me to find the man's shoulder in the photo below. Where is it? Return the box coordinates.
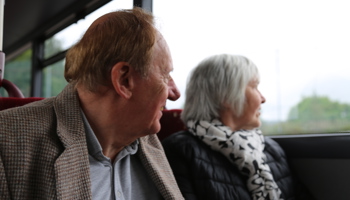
[0,96,64,160]
[0,97,55,119]
[0,97,58,139]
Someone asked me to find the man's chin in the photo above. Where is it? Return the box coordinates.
[148,124,161,136]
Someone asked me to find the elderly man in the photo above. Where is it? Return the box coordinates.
[0,8,183,200]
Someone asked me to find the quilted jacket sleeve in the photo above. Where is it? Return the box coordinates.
[264,137,316,200]
[162,132,198,200]
[162,131,252,200]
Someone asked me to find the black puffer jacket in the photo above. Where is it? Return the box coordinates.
[162,131,314,200]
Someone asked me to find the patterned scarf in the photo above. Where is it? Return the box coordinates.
[187,119,283,200]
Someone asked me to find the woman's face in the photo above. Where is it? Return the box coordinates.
[239,79,266,129]
[221,78,266,131]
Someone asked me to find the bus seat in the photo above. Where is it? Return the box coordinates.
[0,97,44,111]
[0,79,25,98]
[158,109,186,141]
[0,51,25,98]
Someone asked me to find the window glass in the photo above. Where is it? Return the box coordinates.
[0,49,31,97]
[42,59,67,97]
[153,0,350,135]
[44,0,133,59]
[44,37,65,59]
[41,0,133,96]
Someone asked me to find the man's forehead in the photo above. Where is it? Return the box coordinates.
[153,33,173,72]
[154,33,169,53]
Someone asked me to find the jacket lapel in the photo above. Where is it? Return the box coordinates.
[138,135,184,200]
[53,84,92,200]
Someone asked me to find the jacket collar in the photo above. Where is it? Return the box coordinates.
[53,83,92,199]
[138,135,184,200]
[54,83,85,146]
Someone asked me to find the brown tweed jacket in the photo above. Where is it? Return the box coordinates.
[0,84,184,200]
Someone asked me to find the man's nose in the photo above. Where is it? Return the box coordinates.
[167,78,180,101]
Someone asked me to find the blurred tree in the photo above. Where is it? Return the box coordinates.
[288,95,350,121]
[0,49,32,97]
[262,95,350,135]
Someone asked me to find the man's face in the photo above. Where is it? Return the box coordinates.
[131,34,180,136]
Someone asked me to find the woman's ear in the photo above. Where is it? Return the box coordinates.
[221,102,231,109]
[110,62,134,99]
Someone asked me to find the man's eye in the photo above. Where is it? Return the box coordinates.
[162,74,170,83]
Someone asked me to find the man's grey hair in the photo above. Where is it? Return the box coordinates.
[181,54,259,122]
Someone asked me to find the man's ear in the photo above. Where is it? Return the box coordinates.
[111,62,134,99]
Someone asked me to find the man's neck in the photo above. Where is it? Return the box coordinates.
[77,86,137,161]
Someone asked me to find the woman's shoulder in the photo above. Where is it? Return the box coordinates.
[162,130,197,145]
[162,130,208,157]
[264,136,287,159]
[162,130,243,170]
[162,130,223,163]
[162,130,251,200]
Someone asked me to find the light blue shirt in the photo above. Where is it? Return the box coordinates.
[81,111,162,200]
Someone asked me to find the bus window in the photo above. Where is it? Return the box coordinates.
[41,0,133,94]
[44,0,133,59]
[0,49,31,97]
[153,0,350,135]
[42,59,66,97]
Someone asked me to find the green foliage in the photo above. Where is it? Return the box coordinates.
[44,37,64,59]
[1,37,66,97]
[0,50,32,97]
[288,95,350,121]
[262,119,350,135]
[42,60,67,97]
[13,50,32,61]
[262,95,350,135]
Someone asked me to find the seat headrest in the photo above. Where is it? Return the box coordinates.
[158,109,186,141]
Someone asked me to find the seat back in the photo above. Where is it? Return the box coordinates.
[157,109,186,141]
[0,97,44,111]
[0,79,25,98]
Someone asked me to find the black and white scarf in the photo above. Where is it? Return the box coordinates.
[187,119,283,200]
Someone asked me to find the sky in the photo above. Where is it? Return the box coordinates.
[56,0,350,122]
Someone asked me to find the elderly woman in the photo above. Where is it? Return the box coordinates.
[162,54,313,200]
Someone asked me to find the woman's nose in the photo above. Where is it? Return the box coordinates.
[261,92,266,104]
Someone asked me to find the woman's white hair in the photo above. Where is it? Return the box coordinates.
[181,54,259,122]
